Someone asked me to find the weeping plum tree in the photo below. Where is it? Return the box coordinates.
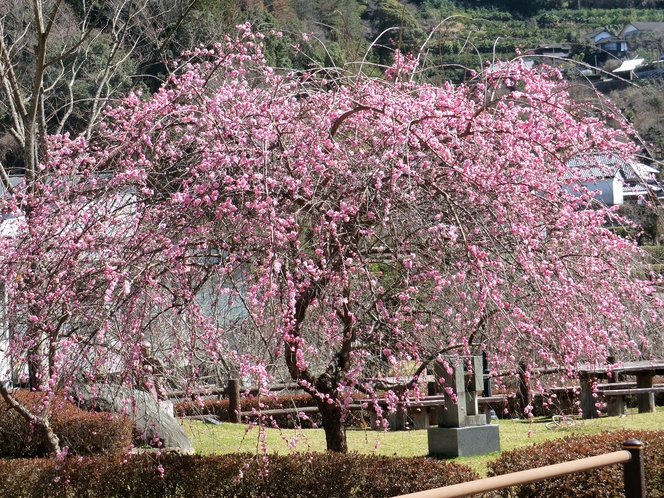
[0,26,662,454]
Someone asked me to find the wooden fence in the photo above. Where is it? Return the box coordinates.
[171,365,663,425]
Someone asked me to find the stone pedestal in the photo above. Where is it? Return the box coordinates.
[428,424,500,458]
[429,356,501,458]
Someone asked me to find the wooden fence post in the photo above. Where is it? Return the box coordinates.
[579,372,598,419]
[518,362,530,413]
[483,351,492,397]
[622,439,646,498]
[228,378,241,423]
[607,356,623,383]
[635,374,655,414]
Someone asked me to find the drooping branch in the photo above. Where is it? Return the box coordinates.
[330,105,372,137]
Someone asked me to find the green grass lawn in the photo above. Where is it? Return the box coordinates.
[182,408,664,476]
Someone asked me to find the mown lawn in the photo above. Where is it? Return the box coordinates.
[182,407,664,476]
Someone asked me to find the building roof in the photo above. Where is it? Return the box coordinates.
[620,22,664,37]
[613,58,645,73]
[536,43,571,51]
[585,29,615,42]
[597,36,625,44]
[624,162,660,181]
[622,183,650,197]
[565,153,663,203]
[564,152,626,180]
[0,176,24,196]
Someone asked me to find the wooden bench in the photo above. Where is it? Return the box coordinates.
[537,387,579,414]
[597,382,637,416]
[579,361,664,418]
[368,397,446,430]
[230,395,510,430]
[599,385,664,416]
[478,395,508,423]
[370,395,508,430]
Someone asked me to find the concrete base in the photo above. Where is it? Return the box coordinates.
[428,424,500,458]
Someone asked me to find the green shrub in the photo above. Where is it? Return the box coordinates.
[640,245,664,263]
[0,452,482,498]
[0,391,132,458]
[487,430,664,497]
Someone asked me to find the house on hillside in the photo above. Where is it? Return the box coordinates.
[585,29,628,59]
[0,177,24,386]
[620,22,664,40]
[0,280,8,385]
[623,161,664,202]
[565,153,626,205]
[533,44,571,58]
[619,22,664,59]
[564,153,663,206]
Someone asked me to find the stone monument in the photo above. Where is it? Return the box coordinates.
[427,356,500,458]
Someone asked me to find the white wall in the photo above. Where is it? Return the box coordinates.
[564,177,623,206]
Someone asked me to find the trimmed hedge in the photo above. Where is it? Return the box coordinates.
[487,430,664,497]
[0,391,132,457]
[0,452,482,498]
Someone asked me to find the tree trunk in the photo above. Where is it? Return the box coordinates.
[317,399,348,453]
[0,383,61,455]
[26,304,46,391]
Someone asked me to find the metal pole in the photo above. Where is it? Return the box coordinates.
[623,439,646,498]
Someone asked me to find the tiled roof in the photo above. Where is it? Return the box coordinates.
[624,162,660,181]
[622,184,650,195]
[564,153,626,180]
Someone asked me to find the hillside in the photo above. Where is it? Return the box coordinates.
[4,0,664,167]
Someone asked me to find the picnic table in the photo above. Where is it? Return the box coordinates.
[578,360,664,418]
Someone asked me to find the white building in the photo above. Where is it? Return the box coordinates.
[564,153,662,206]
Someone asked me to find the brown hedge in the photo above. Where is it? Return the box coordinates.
[0,391,132,457]
[0,451,482,498]
[487,429,664,497]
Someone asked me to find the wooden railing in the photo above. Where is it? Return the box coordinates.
[172,371,662,424]
[392,439,646,498]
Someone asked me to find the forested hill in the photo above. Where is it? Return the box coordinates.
[3,0,664,172]
[200,0,664,73]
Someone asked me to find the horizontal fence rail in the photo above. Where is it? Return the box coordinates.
[393,439,645,498]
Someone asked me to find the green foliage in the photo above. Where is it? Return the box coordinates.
[30,0,664,112]
[0,391,132,458]
[0,452,481,498]
[487,430,664,497]
[640,245,664,262]
[370,0,425,63]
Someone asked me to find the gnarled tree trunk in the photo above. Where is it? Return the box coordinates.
[317,398,348,453]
